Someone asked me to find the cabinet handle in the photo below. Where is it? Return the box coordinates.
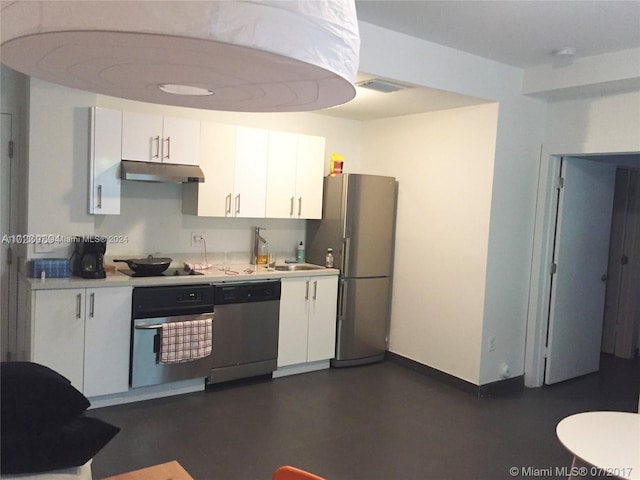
[305,280,309,300]
[235,194,241,214]
[313,280,317,300]
[164,137,171,159]
[89,292,95,318]
[298,197,302,217]
[153,136,160,158]
[225,193,232,216]
[97,185,102,209]
[290,196,295,217]
[76,293,82,319]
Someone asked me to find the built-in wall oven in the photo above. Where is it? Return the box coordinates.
[130,284,215,388]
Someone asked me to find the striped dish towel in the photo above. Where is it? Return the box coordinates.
[159,318,212,364]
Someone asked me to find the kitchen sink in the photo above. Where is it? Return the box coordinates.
[275,263,325,271]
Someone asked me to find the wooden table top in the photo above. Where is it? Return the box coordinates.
[101,461,194,480]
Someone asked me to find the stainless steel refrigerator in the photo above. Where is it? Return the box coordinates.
[307,174,397,367]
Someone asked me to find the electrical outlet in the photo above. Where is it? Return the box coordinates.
[488,336,496,352]
[191,232,205,246]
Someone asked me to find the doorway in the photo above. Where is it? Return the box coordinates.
[525,152,640,387]
[601,168,640,359]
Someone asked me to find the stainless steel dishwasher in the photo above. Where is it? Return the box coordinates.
[208,280,281,385]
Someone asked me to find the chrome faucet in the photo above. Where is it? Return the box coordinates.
[253,227,267,263]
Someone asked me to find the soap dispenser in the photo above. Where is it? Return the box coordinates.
[296,241,305,263]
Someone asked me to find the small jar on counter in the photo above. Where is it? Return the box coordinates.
[325,248,334,268]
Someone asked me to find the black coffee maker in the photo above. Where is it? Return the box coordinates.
[73,236,106,279]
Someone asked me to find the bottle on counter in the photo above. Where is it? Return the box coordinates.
[296,241,305,263]
[257,241,269,265]
[325,248,334,268]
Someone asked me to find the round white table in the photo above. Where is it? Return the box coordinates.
[556,411,639,480]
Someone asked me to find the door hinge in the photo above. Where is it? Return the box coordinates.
[556,176,564,190]
[8,140,14,159]
[550,263,557,275]
[621,254,629,266]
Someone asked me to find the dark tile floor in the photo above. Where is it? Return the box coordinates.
[90,354,639,480]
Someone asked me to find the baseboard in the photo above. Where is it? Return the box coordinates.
[386,352,524,397]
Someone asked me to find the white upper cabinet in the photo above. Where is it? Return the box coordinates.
[89,107,121,215]
[233,127,269,218]
[183,122,237,217]
[183,123,325,219]
[122,111,200,166]
[183,124,268,218]
[294,134,325,219]
[266,131,300,218]
[266,131,325,219]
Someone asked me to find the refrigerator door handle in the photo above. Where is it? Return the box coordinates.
[342,237,351,274]
[338,278,347,319]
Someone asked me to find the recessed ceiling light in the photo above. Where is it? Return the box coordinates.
[356,79,411,93]
[159,84,214,96]
[553,47,577,57]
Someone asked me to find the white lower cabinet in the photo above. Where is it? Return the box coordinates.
[277,276,338,367]
[31,287,132,396]
[83,287,132,397]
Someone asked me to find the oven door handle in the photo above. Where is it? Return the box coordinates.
[134,312,215,330]
[135,323,164,330]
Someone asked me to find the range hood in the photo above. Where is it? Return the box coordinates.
[121,160,205,184]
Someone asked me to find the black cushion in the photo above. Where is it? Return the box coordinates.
[1,416,121,474]
[1,362,90,434]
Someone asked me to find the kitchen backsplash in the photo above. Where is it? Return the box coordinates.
[95,181,306,261]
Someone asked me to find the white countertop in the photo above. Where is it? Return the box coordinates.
[556,411,639,480]
[25,263,339,290]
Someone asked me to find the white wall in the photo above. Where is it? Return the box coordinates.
[358,22,548,385]
[544,89,640,155]
[27,79,97,241]
[362,104,499,383]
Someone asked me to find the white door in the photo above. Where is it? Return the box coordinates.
[0,113,11,360]
[545,157,616,384]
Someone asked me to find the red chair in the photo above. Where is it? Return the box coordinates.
[272,465,326,480]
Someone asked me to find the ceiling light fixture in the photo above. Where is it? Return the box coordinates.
[0,1,360,112]
[553,47,577,57]
[158,84,214,97]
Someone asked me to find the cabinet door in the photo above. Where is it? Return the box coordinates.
[90,107,121,215]
[162,116,200,166]
[295,134,325,219]
[122,111,163,162]
[234,127,268,218]
[32,289,85,391]
[266,131,298,218]
[277,278,310,367]
[183,122,236,217]
[83,287,132,397]
[307,276,338,362]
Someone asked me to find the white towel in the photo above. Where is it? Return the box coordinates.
[159,318,212,364]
